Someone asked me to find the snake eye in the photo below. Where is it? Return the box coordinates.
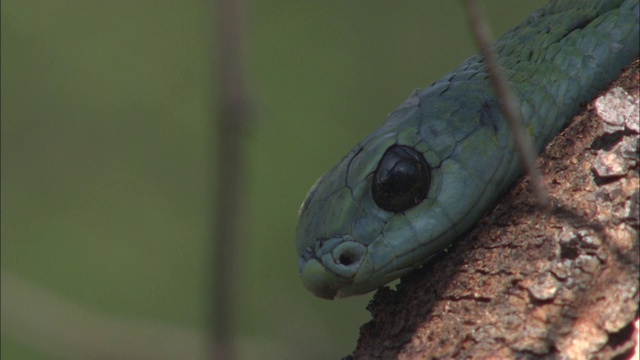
[372,145,430,212]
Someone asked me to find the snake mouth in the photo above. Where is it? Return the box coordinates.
[298,241,367,299]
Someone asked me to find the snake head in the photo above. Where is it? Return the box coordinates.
[295,95,449,299]
[295,129,444,298]
[295,90,511,299]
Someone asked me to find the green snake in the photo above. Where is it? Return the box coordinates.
[296,0,639,299]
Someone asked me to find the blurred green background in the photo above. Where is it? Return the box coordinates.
[1,1,545,359]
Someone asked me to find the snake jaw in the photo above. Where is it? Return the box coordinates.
[299,258,354,300]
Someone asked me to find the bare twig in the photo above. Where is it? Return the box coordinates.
[462,0,549,207]
[212,0,252,358]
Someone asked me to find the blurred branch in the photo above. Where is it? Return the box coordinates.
[462,0,549,207]
[212,0,252,358]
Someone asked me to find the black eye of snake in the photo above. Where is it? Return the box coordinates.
[372,145,431,212]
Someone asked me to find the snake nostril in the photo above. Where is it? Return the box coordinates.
[338,250,360,266]
[329,241,366,274]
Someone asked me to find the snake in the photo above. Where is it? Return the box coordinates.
[295,0,639,299]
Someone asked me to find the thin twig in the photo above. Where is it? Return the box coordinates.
[462,0,549,207]
[212,0,251,358]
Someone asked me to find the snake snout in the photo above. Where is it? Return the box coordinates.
[298,240,367,299]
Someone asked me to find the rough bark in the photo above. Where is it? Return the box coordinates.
[349,59,639,360]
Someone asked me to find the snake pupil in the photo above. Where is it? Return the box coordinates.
[372,145,430,212]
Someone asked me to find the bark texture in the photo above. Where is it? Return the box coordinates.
[349,59,639,360]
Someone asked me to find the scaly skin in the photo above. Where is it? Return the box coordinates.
[296,0,639,299]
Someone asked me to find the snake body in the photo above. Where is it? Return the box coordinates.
[296,0,639,299]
